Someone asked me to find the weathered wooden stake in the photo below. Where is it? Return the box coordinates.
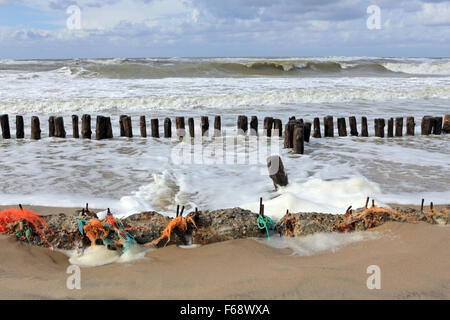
[176,117,185,139]
[201,116,209,136]
[324,116,334,137]
[0,114,11,139]
[16,116,24,139]
[313,117,321,138]
[395,117,403,137]
[250,116,258,136]
[361,116,368,137]
[119,115,127,137]
[421,116,433,135]
[96,116,108,140]
[264,117,273,137]
[303,122,311,142]
[54,117,66,138]
[31,116,41,140]
[406,117,415,136]
[72,115,79,138]
[214,116,221,137]
[151,119,159,138]
[374,119,385,137]
[337,118,347,137]
[81,114,92,139]
[106,117,113,139]
[432,116,442,135]
[421,198,424,213]
[349,116,358,136]
[48,116,55,137]
[283,120,296,148]
[267,155,288,190]
[387,118,394,137]
[164,118,172,138]
[237,115,247,135]
[123,116,133,138]
[293,125,304,154]
[273,119,282,138]
[188,117,195,138]
[140,116,147,138]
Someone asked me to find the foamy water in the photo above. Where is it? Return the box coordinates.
[258,231,381,256]
[0,57,449,219]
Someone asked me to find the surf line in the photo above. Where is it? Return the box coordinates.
[179,304,215,318]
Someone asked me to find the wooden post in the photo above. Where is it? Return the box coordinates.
[48,116,55,137]
[81,114,92,139]
[119,115,127,137]
[250,116,258,136]
[361,116,368,137]
[72,115,79,138]
[54,117,66,138]
[31,116,41,140]
[349,116,358,136]
[303,122,311,142]
[264,117,273,137]
[374,119,385,137]
[201,116,209,136]
[140,116,147,138]
[0,115,11,139]
[175,117,185,139]
[164,118,172,138]
[337,118,347,137]
[293,125,304,154]
[406,117,415,136]
[96,116,107,140]
[188,117,195,138]
[106,117,113,139]
[387,118,394,137]
[214,116,221,137]
[273,119,282,137]
[313,117,321,138]
[432,116,443,135]
[151,119,159,138]
[237,115,248,135]
[123,116,132,138]
[324,116,334,137]
[395,117,403,137]
[283,120,296,148]
[421,116,433,135]
[16,116,24,139]
[267,155,288,189]
[443,114,450,134]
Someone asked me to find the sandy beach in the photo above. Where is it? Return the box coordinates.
[0,213,448,299]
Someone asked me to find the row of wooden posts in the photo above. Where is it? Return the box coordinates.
[0,114,449,152]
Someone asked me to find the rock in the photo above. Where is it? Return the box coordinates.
[189,208,263,244]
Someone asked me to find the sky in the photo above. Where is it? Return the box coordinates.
[0,0,449,59]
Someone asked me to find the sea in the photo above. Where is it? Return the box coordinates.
[0,56,449,220]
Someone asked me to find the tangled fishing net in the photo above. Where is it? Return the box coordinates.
[0,207,52,246]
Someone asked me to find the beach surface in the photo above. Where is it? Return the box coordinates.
[0,217,448,300]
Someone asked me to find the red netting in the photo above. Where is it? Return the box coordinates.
[0,208,52,247]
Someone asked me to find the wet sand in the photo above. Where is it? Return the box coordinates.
[0,220,448,299]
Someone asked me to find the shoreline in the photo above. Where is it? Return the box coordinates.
[0,221,448,299]
[1,203,448,217]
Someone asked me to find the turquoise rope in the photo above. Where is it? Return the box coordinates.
[257,215,275,238]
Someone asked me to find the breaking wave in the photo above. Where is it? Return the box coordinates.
[2,57,450,79]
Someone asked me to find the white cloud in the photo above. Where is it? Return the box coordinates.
[418,2,450,25]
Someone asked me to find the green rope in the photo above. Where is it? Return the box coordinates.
[257,215,275,238]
